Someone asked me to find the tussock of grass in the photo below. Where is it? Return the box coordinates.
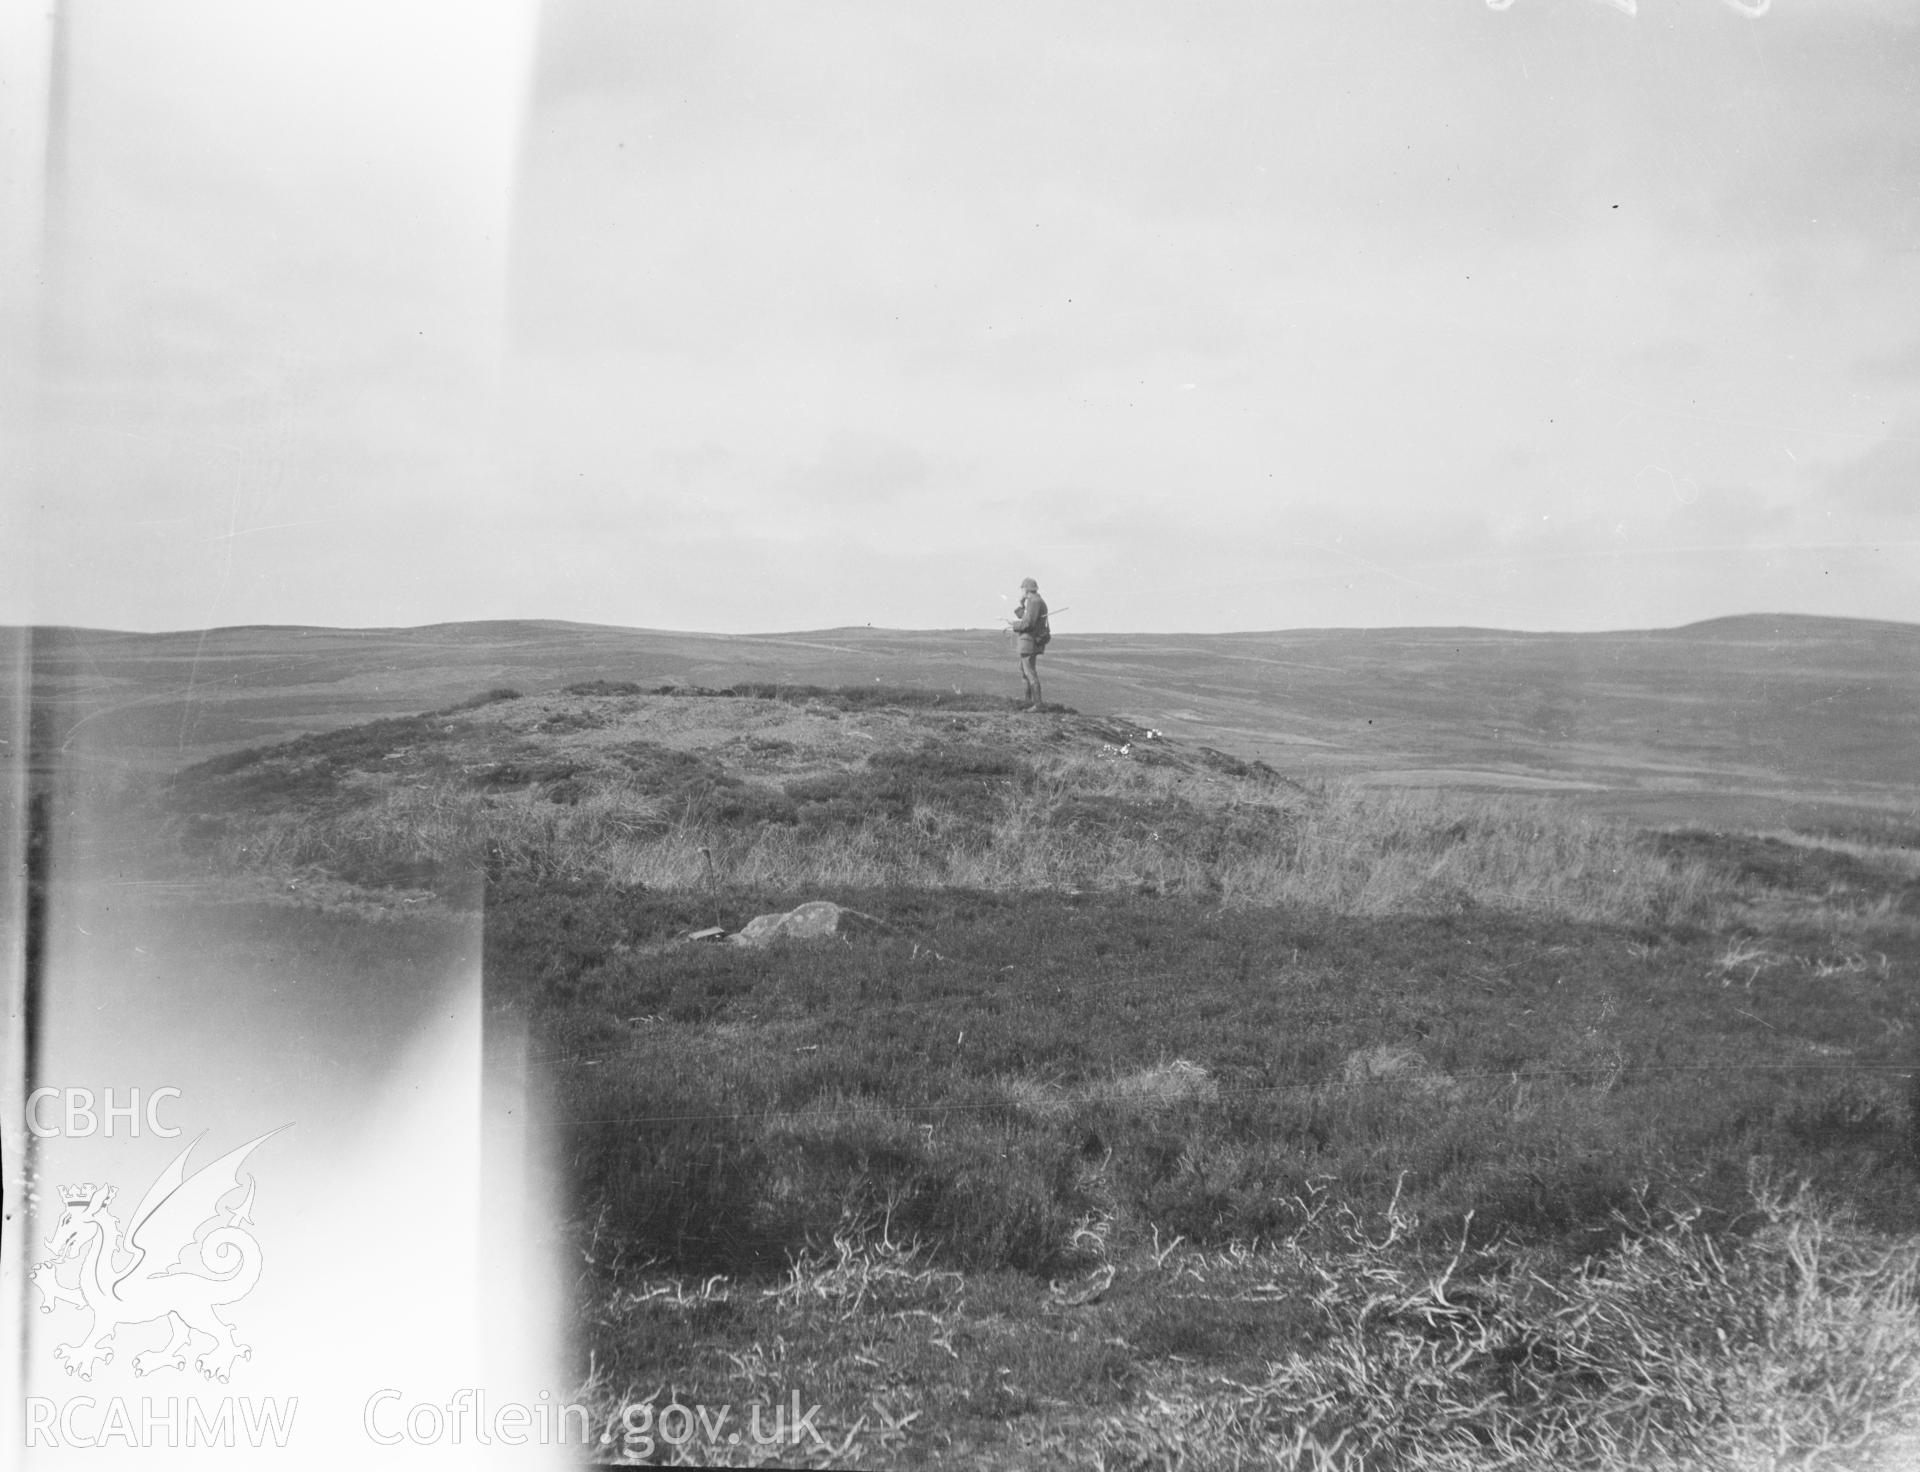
[761,1214,966,1320]
[998,1061,1221,1123]
[1092,1173,1920,1471]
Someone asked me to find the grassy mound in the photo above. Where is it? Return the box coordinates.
[165,685,1729,928]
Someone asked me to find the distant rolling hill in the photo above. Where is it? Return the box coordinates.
[8,614,1916,831]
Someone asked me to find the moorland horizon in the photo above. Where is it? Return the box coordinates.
[13,608,1918,842]
[12,607,1918,640]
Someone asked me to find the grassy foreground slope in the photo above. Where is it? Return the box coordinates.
[163,682,1920,1469]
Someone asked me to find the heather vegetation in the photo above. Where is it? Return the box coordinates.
[159,683,1920,1468]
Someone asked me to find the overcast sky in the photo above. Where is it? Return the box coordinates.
[8,0,1919,634]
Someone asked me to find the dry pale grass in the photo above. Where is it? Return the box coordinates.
[760,1213,966,1321]
[998,1060,1221,1124]
[562,1170,1920,1469]
[1090,1170,1920,1471]
[236,771,1723,928]
[572,1213,965,1467]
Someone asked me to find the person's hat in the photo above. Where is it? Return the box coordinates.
[1020,577,1038,590]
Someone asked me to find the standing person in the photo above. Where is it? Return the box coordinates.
[1009,576,1050,709]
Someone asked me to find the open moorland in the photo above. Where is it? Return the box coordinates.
[132,644,1920,1471]
[16,613,1919,834]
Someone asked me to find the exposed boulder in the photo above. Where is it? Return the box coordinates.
[728,900,889,948]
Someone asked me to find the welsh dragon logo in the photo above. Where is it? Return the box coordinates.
[29,1128,286,1384]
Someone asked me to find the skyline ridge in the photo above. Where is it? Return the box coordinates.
[12,608,1919,642]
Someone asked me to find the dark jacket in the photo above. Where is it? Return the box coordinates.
[1012,593,1050,656]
